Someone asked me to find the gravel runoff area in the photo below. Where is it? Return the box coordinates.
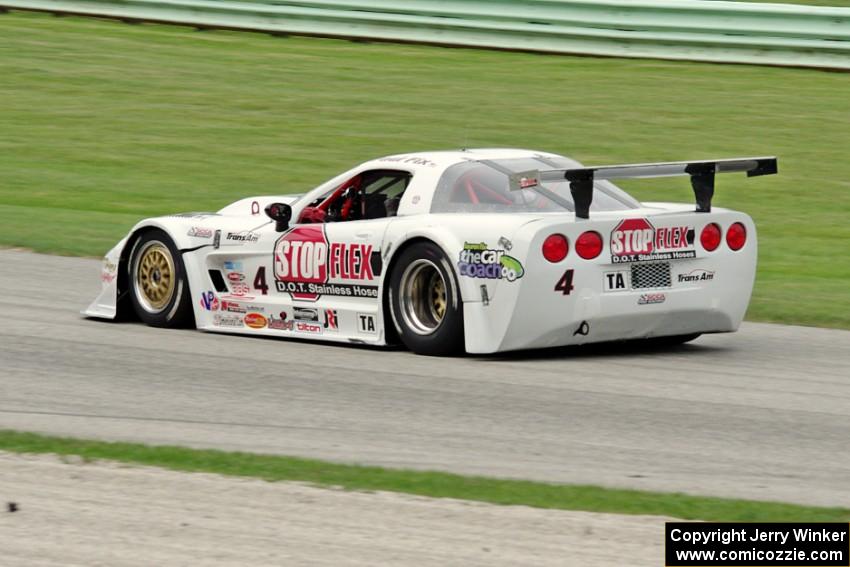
[0,452,668,566]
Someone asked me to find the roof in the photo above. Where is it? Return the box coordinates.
[363,148,568,173]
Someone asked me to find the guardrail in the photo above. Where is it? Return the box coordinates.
[2,0,849,69]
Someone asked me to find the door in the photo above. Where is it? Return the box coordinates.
[271,169,412,341]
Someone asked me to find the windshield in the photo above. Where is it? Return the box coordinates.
[430,157,640,214]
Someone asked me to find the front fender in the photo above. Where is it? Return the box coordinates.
[82,237,127,319]
[81,214,220,321]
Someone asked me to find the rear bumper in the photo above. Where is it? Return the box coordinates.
[465,285,747,353]
[463,209,757,353]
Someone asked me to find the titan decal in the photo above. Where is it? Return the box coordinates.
[296,322,322,334]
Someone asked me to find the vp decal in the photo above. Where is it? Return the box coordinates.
[611,218,695,264]
[199,291,219,311]
[273,225,378,301]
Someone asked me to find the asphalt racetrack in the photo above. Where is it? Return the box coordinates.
[1,249,848,507]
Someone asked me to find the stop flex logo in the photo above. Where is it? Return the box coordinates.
[610,218,695,264]
[273,225,378,301]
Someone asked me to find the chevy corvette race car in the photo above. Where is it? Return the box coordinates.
[85,149,777,355]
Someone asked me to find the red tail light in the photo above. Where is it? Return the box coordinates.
[575,231,603,260]
[726,222,747,251]
[700,223,722,252]
[542,234,569,263]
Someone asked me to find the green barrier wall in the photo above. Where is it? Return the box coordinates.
[2,0,849,69]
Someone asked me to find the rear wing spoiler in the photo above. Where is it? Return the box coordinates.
[509,157,778,219]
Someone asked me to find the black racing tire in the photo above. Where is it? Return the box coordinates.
[643,333,702,347]
[128,229,194,328]
[388,241,464,356]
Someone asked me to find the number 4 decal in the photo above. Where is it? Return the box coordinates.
[253,266,269,295]
[555,269,575,296]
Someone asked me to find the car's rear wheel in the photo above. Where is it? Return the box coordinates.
[389,242,464,356]
[128,229,193,328]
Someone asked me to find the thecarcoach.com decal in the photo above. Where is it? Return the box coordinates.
[457,241,524,282]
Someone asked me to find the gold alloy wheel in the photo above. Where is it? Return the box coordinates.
[133,241,176,313]
[432,276,446,321]
[400,259,448,335]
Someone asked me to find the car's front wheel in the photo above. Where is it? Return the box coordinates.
[128,229,194,328]
[389,241,464,356]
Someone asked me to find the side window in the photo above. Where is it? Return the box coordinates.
[299,169,412,224]
[361,171,411,219]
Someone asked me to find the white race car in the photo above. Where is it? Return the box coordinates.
[85,149,777,355]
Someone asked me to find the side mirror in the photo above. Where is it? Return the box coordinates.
[265,202,292,233]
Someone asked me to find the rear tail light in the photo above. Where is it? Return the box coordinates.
[542,234,569,263]
[700,223,722,252]
[575,231,603,260]
[726,222,747,251]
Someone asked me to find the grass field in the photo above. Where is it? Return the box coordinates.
[1,11,849,328]
[2,430,847,522]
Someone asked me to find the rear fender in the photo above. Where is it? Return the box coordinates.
[382,215,537,305]
[382,215,539,352]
